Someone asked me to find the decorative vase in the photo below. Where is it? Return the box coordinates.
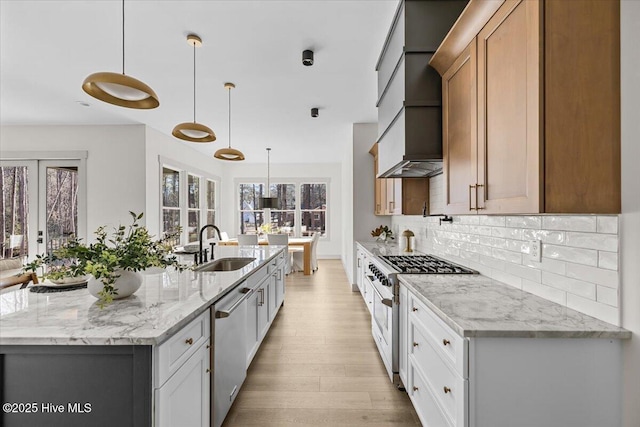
[87,269,143,300]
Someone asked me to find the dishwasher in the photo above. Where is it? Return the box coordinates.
[212,283,251,427]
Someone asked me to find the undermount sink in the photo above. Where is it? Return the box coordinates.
[194,257,256,272]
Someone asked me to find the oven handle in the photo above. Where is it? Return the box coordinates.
[368,278,393,308]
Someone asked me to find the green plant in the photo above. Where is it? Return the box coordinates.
[24,212,188,305]
[371,225,394,241]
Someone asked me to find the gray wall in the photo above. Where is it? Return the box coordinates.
[620,2,640,426]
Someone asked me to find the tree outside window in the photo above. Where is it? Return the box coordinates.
[162,167,180,243]
[269,183,295,235]
[301,183,327,237]
[239,183,264,234]
[206,179,216,239]
[187,174,200,242]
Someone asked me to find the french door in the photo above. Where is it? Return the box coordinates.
[0,159,86,261]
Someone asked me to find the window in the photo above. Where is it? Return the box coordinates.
[162,167,181,238]
[237,180,328,237]
[301,183,327,237]
[239,183,265,234]
[187,174,200,243]
[206,179,216,239]
[160,160,219,245]
[269,183,295,236]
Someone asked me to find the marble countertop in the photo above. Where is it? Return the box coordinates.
[399,274,631,339]
[356,241,630,339]
[0,245,284,346]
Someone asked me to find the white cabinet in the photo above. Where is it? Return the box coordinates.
[356,248,365,296]
[400,283,624,427]
[154,310,211,427]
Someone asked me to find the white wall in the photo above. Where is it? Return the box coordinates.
[144,126,226,237]
[620,2,640,425]
[220,161,342,258]
[0,125,146,236]
[341,130,354,282]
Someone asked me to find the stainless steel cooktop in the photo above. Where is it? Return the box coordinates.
[381,255,477,274]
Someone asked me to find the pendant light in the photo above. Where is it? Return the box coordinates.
[172,34,216,143]
[258,148,280,209]
[82,0,159,109]
[214,83,245,161]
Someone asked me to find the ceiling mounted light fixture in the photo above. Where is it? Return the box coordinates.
[214,83,245,161]
[302,49,314,66]
[82,0,159,109]
[311,107,319,118]
[172,34,216,143]
[258,148,280,210]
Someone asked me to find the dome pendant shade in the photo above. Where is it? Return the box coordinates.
[172,122,216,143]
[82,73,159,108]
[81,1,159,109]
[214,147,245,161]
[214,82,245,161]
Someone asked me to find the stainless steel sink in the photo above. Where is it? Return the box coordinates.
[194,257,256,272]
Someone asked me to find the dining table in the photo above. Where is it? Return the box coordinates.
[218,237,314,275]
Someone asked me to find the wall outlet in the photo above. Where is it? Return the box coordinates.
[528,240,542,262]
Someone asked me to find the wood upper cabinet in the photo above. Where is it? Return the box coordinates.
[432,0,621,214]
[442,41,478,214]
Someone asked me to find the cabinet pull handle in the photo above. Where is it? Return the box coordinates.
[475,184,485,210]
[412,307,418,312]
[185,338,194,345]
[413,386,419,391]
[469,184,477,211]
[442,339,450,346]
[413,342,419,347]
[444,386,451,394]
[357,258,361,267]
[376,203,380,212]
[206,368,212,374]
[389,201,394,212]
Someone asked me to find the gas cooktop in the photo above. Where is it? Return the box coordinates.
[381,255,477,274]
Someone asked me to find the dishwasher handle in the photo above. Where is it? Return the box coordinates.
[215,287,253,318]
[370,282,393,308]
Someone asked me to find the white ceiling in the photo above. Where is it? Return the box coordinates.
[0,0,397,163]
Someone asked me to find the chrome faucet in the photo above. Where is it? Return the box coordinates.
[198,224,222,264]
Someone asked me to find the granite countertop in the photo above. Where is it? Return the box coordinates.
[399,274,631,339]
[355,241,630,339]
[0,245,285,346]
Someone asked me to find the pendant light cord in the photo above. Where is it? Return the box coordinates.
[121,0,125,75]
[228,87,232,149]
[193,42,196,123]
[267,148,271,189]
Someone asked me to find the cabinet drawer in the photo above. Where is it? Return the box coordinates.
[410,320,467,427]
[409,293,467,377]
[155,309,211,387]
[269,251,285,273]
[409,360,452,427]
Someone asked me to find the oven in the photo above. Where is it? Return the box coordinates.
[365,254,477,387]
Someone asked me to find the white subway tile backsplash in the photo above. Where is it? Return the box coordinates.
[565,263,619,289]
[504,263,542,283]
[492,227,523,240]
[522,229,566,245]
[541,272,597,300]
[505,216,542,229]
[565,232,618,252]
[522,279,567,306]
[542,244,598,267]
[597,286,619,307]
[542,216,597,232]
[391,211,621,325]
[479,216,506,227]
[597,216,618,234]
[567,294,620,326]
[598,251,618,271]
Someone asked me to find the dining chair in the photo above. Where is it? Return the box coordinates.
[220,231,230,241]
[237,234,258,246]
[310,232,320,272]
[267,234,296,275]
[292,232,320,273]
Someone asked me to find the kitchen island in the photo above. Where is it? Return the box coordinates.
[0,245,287,427]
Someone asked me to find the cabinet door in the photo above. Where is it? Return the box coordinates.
[155,343,210,427]
[443,40,478,214]
[386,178,402,215]
[477,0,541,214]
[376,177,387,215]
[268,271,278,323]
[399,284,408,387]
[257,283,270,340]
[245,290,259,367]
[275,264,285,308]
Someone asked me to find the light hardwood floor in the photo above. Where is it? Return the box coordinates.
[223,259,420,426]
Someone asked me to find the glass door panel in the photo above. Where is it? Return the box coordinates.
[0,164,34,260]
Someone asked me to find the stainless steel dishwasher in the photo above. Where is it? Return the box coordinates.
[212,283,251,427]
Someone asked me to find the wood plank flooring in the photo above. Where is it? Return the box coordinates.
[223,260,420,426]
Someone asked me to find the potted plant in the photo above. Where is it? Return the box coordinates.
[24,212,187,306]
